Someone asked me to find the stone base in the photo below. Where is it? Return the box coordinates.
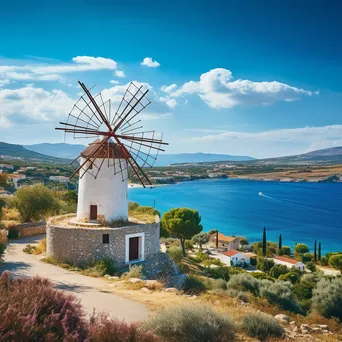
[46,214,160,267]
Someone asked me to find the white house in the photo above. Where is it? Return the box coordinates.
[273,255,305,271]
[221,249,256,266]
[49,176,69,183]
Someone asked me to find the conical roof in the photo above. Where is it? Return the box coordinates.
[80,138,126,159]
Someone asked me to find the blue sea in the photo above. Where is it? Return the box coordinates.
[129,179,342,254]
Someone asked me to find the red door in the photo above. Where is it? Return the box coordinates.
[129,237,139,261]
[90,205,97,220]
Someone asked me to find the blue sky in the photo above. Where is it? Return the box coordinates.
[0,0,341,158]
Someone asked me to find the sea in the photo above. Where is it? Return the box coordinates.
[128,179,342,254]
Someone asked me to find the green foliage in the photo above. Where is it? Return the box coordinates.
[196,250,210,261]
[123,264,143,280]
[305,261,316,272]
[262,227,267,256]
[7,226,19,239]
[260,280,303,314]
[242,312,284,340]
[302,253,313,262]
[143,304,235,342]
[160,220,170,238]
[167,246,183,264]
[320,255,329,266]
[279,246,291,256]
[191,232,209,248]
[278,272,300,284]
[204,266,230,281]
[238,236,248,245]
[162,208,203,256]
[294,243,309,256]
[184,239,193,250]
[328,254,342,272]
[23,244,37,254]
[251,272,274,281]
[10,184,60,222]
[312,277,342,320]
[182,274,206,294]
[202,277,227,291]
[256,258,275,273]
[0,198,5,221]
[0,243,6,262]
[227,273,261,296]
[269,264,289,279]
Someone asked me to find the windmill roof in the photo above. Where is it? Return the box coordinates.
[81,138,126,159]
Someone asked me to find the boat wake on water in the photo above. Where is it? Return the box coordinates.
[258,192,275,200]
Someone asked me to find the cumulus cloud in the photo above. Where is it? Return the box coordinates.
[141,57,160,68]
[0,56,118,83]
[110,80,120,84]
[162,68,317,108]
[0,85,74,127]
[185,125,342,158]
[114,70,125,78]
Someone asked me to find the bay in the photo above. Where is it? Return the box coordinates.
[128,179,342,254]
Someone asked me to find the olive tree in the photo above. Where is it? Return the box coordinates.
[162,208,203,256]
[10,184,60,222]
[329,254,342,273]
[191,233,209,249]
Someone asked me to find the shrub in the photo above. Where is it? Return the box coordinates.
[226,288,249,302]
[184,239,193,250]
[242,312,284,340]
[167,246,183,264]
[0,271,88,340]
[312,277,342,320]
[88,313,158,342]
[279,246,291,255]
[328,254,342,273]
[164,238,180,247]
[196,250,210,261]
[23,244,36,254]
[251,272,274,281]
[204,266,230,281]
[210,258,222,266]
[7,226,19,239]
[278,272,300,284]
[182,274,206,294]
[269,264,289,279]
[260,280,303,314]
[123,264,143,280]
[256,258,275,273]
[202,277,227,291]
[82,258,118,277]
[191,232,209,249]
[143,304,235,342]
[305,261,316,272]
[227,273,261,296]
[320,256,329,266]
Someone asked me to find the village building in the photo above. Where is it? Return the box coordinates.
[209,232,241,250]
[49,176,69,183]
[221,249,257,266]
[273,255,305,271]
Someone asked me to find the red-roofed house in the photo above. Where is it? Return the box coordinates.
[209,232,240,250]
[222,249,252,266]
[273,256,305,271]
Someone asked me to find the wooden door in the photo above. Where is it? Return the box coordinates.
[129,237,139,261]
[90,205,97,220]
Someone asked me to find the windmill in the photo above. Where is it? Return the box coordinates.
[56,81,168,222]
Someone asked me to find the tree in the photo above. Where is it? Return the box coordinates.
[278,234,282,250]
[294,244,309,260]
[329,254,342,273]
[0,199,5,221]
[10,184,60,222]
[318,242,321,261]
[162,208,203,256]
[0,174,7,188]
[238,236,249,246]
[262,227,267,257]
[256,258,275,273]
[192,233,209,249]
[314,240,317,262]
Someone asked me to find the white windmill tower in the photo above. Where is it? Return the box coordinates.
[56,81,168,223]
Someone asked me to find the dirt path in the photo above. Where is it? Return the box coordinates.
[0,235,149,322]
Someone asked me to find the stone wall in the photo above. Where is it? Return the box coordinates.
[46,215,160,266]
[15,221,46,238]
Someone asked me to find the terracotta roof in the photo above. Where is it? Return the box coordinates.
[211,232,238,243]
[223,249,240,257]
[243,252,257,258]
[274,256,300,265]
[81,139,126,159]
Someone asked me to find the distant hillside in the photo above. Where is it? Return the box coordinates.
[0,142,69,163]
[24,143,256,165]
[24,143,85,160]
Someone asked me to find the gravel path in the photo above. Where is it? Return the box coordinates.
[0,235,149,322]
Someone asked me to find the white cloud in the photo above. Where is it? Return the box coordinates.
[141,57,160,68]
[0,79,10,87]
[110,80,120,84]
[114,70,125,78]
[185,125,342,158]
[0,56,118,83]
[159,97,177,109]
[0,85,74,127]
[163,68,317,108]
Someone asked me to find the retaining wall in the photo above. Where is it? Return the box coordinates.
[15,221,46,237]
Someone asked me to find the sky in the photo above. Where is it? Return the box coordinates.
[0,0,341,158]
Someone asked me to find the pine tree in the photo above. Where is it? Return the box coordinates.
[314,240,317,262]
[279,234,282,250]
[318,242,321,261]
[262,227,267,257]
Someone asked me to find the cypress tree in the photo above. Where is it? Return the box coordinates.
[314,240,317,262]
[262,227,267,257]
[279,234,282,250]
[318,242,321,261]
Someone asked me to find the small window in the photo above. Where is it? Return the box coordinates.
[103,234,109,244]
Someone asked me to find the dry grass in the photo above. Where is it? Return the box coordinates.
[128,213,157,224]
[2,208,21,221]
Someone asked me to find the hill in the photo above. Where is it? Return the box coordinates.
[0,142,69,163]
[24,143,256,165]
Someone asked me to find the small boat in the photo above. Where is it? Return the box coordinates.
[259,192,263,196]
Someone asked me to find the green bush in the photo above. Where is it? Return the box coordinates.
[227,273,261,296]
[305,261,316,272]
[312,277,342,320]
[256,258,275,273]
[281,246,291,255]
[226,288,249,302]
[242,312,284,340]
[196,250,210,261]
[320,256,329,266]
[204,266,230,281]
[269,264,289,279]
[182,274,206,294]
[184,239,193,250]
[251,272,274,281]
[328,254,342,273]
[7,226,19,239]
[167,246,183,264]
[202,277,227,291]
[278,272,300,284]
[81,258,118,277]
[143,304,235,342]
[210,258,222,266]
